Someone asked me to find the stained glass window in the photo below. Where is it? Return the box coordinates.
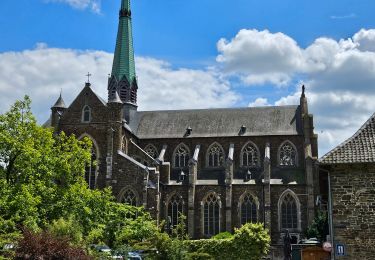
[121,189,137,206]
[145,144,158,159]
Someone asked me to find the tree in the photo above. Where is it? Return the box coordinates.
[0,97,161,254]
[306,210,329,242]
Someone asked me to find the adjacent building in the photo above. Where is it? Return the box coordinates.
[320,113,375,260]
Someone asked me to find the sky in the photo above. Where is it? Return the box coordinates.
[0,0,375,156]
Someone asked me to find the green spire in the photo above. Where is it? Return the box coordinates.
[111,0,136,83]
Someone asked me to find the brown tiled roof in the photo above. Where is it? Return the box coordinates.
[320,113,375,164]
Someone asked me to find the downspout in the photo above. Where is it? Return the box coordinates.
[319,166,335,260]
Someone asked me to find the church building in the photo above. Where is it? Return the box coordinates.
[47,0,320,252]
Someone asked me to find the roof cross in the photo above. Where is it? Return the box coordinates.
[86,72,92,83]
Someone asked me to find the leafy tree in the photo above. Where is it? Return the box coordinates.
[306,210,329,242]
[0,97,161,253]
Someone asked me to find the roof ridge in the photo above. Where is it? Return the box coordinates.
[137,105,299,113]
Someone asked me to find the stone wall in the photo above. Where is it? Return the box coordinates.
[329,163,375,260]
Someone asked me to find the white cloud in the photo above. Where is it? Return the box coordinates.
[353,29,375,52]
[330,13,356,20]
[0,44,238,124]
[136,57,238,111]
[248,97,270,107]
[45,0,101,13]
[217,29,305,86]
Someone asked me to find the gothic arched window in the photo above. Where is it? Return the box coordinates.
[85,148,96,189]
[241,142,260,167]
[144,144,158,159]
[121,189,138,206]
[279,141,297,166]
[82,105,91,123]
[240,193,258,225]
[280,193,298,230]
[173,144,190,168]
[203,193,221,237]
[207,143,224,167]
[120,86,128,101]
[167,194,184,228]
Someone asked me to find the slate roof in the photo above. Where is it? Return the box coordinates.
[320,113,375,164]
[128,105,302,139]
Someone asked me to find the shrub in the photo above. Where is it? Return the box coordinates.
[184,223,270,260]
[185,252,214,260]
[212,231,233,240]
[15,229,91,259]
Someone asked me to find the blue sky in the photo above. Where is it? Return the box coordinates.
[0,0,375,156]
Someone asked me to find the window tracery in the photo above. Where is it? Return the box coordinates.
[240,193,257,225]
[121,189,137,206]
[207,143,224,167]
[144,144,158,159]
[203,193,221,237]
[174,144,190,168]
[279,142,297,166]
[241,142,259,167]
[167,194,184,228]
[280,193,298,229]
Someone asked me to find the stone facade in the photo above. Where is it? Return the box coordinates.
[46,1,321,258]
[321,163,375,260]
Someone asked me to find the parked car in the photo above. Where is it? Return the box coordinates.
[90,244,123,259]
[128,251,142,260]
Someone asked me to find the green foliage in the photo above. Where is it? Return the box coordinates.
[184,223,270,260]
[212,231,233,240]
[47,216,83,245]
[185,252,214,260]
[0,97,161,256]
[306,210,329,242]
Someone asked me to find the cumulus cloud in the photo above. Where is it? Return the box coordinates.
[45,0,101,13]
[0,44,238,124]
[217,28,375,155]
[248,97,270,107]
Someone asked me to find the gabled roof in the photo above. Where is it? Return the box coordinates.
[320,113,375,164]
[129,105,302,139]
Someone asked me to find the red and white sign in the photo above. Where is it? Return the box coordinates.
[323,241,332,252]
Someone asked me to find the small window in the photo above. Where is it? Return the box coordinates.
[279,141,297,166]
[144,144,158,159]
[167,194,184,228]
[241,142,260,167]
[174,144,190,168]
[82,105,91,123]
[85,148,96,189]
[207,143,224,167]
[121,189,137,206]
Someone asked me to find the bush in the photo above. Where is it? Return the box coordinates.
[184,223,270,260]
[15,229,91,259]
[212,231,233,240]
[185,252,214,260]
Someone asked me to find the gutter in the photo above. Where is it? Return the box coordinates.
[319,166,335,260]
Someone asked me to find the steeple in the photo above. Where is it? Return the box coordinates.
[108,0,137,105]
[111,0,136,84]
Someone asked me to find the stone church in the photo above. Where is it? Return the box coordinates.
[46,0,320,250]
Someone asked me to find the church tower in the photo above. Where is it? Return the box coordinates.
[108,0,138,108]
